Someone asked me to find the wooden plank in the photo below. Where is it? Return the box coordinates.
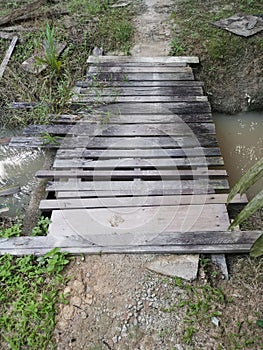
[36,169,228,180]
[76,80,205,88]
[0,231,261,255]
[87,71,194,81]
[47,204,229,242]
[78,86,204,96]
[89,62,188,67]
[52,157,224,169]
[0,36,18,79]
[72,95,208,103]
[88,66,193,73]
[87,55,200,64]
[55,147,221,159]
[9,134,218,148]
[39,193,232,210]
[51,113,214,124]
[46,179,229,192]
[23,123,215,136]
[94,102,211,114]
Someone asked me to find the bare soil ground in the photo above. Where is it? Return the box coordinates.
[53,1,263,350]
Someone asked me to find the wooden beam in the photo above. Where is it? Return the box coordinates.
[0,36,18,80]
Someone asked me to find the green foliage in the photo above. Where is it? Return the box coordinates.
[41,132,62,146]
[0,222,22,238]
[170,38,185,55]
[250,234,263,258]
[227,157,263,230]
[0,248,69,349]
[31,216,51,236]
[36,22,62,73]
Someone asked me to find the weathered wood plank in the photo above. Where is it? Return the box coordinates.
[47,204,229,243]
[9,134,218,149]
[77,80,205,88]
[0,231,260,255]
[36,169,227,180]
[88,66,194,73]
[23,123,215,136]
[87,71,194,81]
[72,95,208,103]
[93,102,211,114]
[78,86,204,96]
[0,36,18,79]
[87,55,200,64]
[52,157,224,169]
[46,179,229,192]
[55,147,221,159]
[39,193,239,210]
[51,113,214,124]
[52,113,214,124]
[76,80,204,88]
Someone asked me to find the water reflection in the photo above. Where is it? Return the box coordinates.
[0,130,45,216]
[213,111,263,199]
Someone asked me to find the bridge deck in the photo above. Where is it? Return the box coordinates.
[3,55,260,255]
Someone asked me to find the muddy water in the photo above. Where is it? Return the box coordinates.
[0,129,45,217]
[213,112,263,199]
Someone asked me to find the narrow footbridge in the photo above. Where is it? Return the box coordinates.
[3,55,261,255]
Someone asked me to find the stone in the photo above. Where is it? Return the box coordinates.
[145,255,199,281]
[72,280,85,294]
[62,305,75,320]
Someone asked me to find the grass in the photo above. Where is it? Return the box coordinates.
[0,0,134,128]
[161,256,263,349]
[170,0,263,113]
[0,218,70,349]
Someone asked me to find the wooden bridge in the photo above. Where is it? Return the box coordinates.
[2,55,261,255]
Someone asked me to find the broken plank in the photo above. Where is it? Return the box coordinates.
[22,42,67,74]
[87,55,200,64]
[0,185,20,197]
[0,36,18,79]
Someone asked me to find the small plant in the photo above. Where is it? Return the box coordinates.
[36,22,62,73]
[227,157,263,257]
[41,132,62,146]
[31,216,51,236]
[0,221,22,238]
[170,38,185,55]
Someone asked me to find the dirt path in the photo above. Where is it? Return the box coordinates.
[53,2,263,349]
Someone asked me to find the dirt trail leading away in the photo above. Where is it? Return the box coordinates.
[131,0,173,56]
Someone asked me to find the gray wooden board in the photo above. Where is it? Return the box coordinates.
[87,55,200,64]
[47,204,229,243]
[88,66,193,73]
[23,123,215,136]
[88,62,188,67]
[39,193,238,210]
[55,147,221,159]
[46,179,229,192]
[76,80,204,88]
[91,102,211,114]
[0,231,261,255]
[78,86,204,96]
[9,134,218,148]
[72,95,208,103]
[36,169,227,180]
[52,157,224,169]
[87,71,194,81]
[51,113,214,124]
[0,36,18,80]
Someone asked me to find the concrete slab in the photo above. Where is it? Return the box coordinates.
[145,254,199,281]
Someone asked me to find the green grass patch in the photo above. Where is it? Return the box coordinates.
[0,0,134,128]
